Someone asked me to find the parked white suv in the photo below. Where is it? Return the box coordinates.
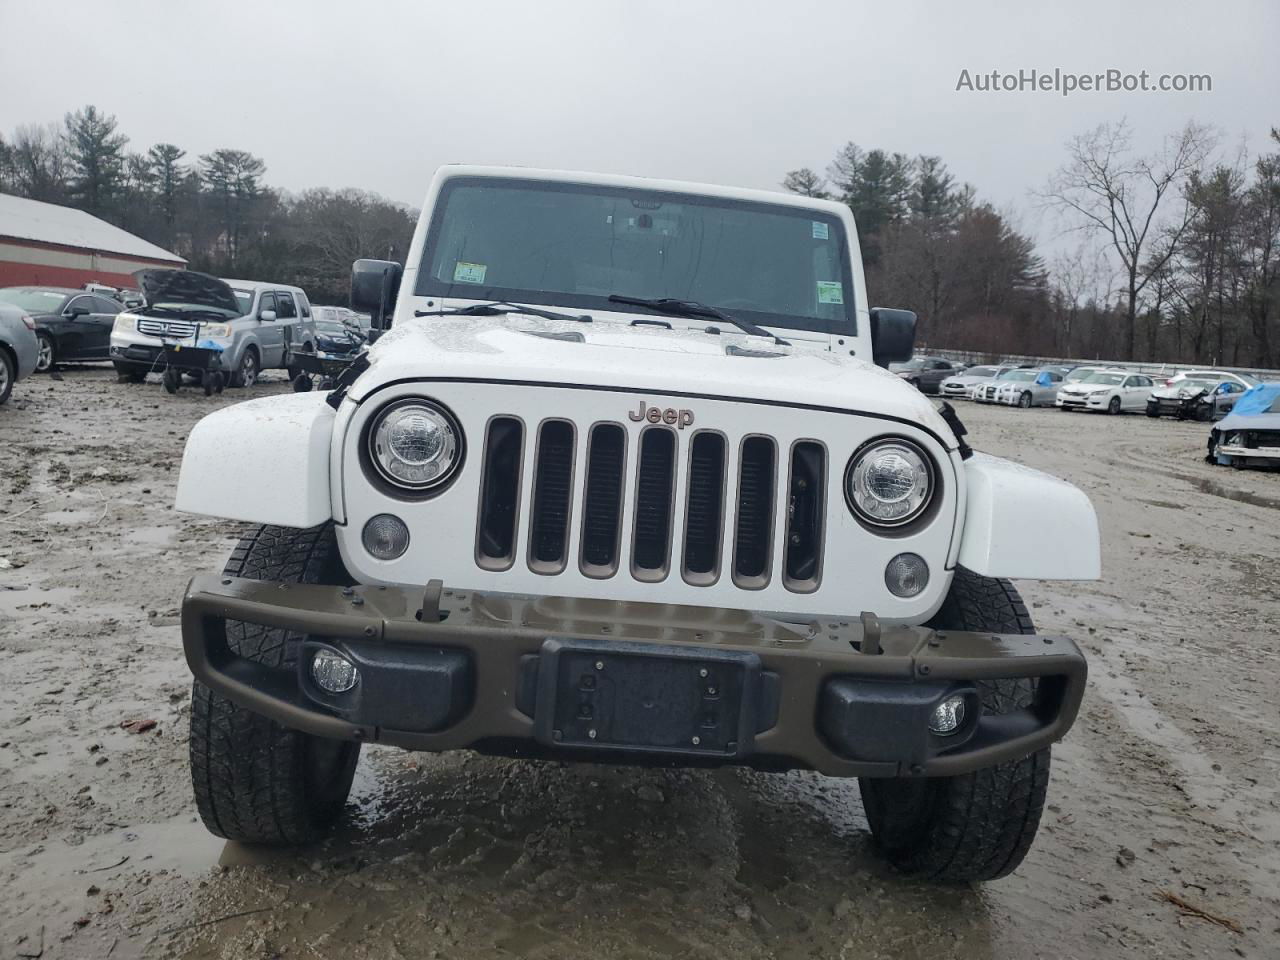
[110,273,318,387]
[173,166,1100,883]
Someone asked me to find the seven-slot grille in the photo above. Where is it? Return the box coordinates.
[136,318,198,339]
[475,419,826,591]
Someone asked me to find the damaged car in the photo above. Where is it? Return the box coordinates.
[110,272,318,387]
[174,166,1100,884]
[1207,383,1280,468]
[1146,370,1259,418]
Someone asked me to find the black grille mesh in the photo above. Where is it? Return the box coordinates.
[581,424,626,570]
[529,421,574,566]
[632,429,676,572]
[734,437,775,582]
[683,433,726,576]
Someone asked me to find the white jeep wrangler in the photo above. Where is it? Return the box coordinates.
[176,166,1099,882]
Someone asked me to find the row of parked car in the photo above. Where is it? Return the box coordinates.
[893,356,1263,421]
[0,273,369,403]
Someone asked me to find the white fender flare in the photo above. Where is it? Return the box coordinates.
[957,452,1101,580]
[175,393,334,528]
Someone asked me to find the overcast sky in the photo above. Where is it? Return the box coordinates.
[2,0,1277,246]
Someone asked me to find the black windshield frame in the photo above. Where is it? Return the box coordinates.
[415,176,857,336]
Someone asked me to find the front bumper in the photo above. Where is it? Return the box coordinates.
[111,331,234,371]
[1058,393,1103,410]
[182,574,1087,779]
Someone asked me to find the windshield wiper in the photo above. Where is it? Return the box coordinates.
[606,295,789,346]
[415,301,591,323]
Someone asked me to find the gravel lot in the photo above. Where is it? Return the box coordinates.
[1,367,1278,960]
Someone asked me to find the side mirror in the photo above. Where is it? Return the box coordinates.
[351,258,403,331]
[66,305,91,318]
[869,307,917,368]
[259,310,277,322]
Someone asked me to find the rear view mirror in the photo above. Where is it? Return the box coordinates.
[869,307,917,368]
[351,259,403,331]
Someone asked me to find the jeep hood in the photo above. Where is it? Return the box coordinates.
[348,316,954,442]
[134,269,240,314]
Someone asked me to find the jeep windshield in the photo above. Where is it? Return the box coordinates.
[416,177,855,335]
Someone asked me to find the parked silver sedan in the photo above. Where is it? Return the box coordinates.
[972,363,1064,404]
[939,364,1006,401]
[990,367,1067,408]
[0,301,40,405]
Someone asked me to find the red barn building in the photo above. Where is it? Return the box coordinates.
[0,192,185,290]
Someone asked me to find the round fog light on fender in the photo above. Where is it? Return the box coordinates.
[311,649,359,694]
[929,694,966,736]
[884,552,929,598]
[362,513,410,560]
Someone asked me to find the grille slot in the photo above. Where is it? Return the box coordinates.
[137,318,197,339]
[528,420,576,573]
[475,417,523,569]
[579,424,627,577]
[783,441,826,591]
[732,436,776,588]
[631,428,676,580]
[682,432,727,584]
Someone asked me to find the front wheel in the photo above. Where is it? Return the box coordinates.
[113,362,147,383]
[1108,395,1121,415]
[230,349,258,388]
[1018,391,1033,408]
[1145,405,1160,418]
[162,366,180,394]
[35,333,55,373]
[859,569,1050,882]
[190,523,360,844]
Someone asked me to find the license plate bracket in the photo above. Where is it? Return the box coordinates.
[533,638,760,758]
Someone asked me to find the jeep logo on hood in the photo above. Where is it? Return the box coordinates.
[629,400,694,428]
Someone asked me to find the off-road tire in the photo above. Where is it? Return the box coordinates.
[859,568,1050,883]
[189,523,360,844]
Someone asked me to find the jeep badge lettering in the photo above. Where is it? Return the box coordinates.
[628,400,694,428]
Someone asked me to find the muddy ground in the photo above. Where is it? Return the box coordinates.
[1,365,1277,960]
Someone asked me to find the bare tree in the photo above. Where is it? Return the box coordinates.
[1040,120,1214,360]
[5,123,70,202]
[781,168,828,198]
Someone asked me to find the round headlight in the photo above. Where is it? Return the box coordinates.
[367,399,462,491]
[846,439,934,526]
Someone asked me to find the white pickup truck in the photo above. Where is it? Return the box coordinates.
[174,166,1100,882]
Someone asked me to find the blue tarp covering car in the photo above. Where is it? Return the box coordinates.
[1207,383,1280,467]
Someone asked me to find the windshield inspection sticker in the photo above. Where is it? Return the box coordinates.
[811,221,829,240]
[453,261,488,284]
[816,281,844,304]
